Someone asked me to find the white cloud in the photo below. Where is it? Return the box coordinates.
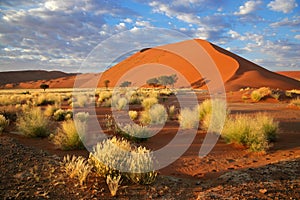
[268,0,298,13]
[124,18,133,23]
[135,20,152,27]
[234,1,262,15]
[295,35,300,40]
[270,16,300,27]
[228,30,241,39]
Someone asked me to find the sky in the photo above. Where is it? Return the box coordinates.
[0,0,299,73]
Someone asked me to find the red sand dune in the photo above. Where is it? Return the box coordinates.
[99,39,300,91]
[1,39,300,91]
[277,71,300,81]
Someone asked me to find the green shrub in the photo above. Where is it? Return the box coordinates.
[148,104,167,125]
[17,107,50,137]
[222,113,278,152]
[89,137,157,185]
[0,114,9,133]
[53,109,73,121]
[178,107,199,129]
[62,155,91,185]
[53,112,88,150]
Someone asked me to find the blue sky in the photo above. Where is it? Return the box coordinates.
[0,0,299,73]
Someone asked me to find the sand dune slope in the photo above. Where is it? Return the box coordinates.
[99,39,300,91]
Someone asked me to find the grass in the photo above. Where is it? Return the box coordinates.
[44,105,59,117]
[148,104,167,125]
[120,123,151,141]
[0,114,9,133]
[106,174,122,197]
[52,112,89,150]
[222,113,278,152]
[178,107,199,129]
[128,110,138,120]
[0,105,20,122]
[89,137,157,184]
[289,97,300,108]
[141,97,158,110]
[200,99,229,133]
[53,109,73,121]
[250,87,272,102]
[168,105,176,120]
[17,107,50,138]
[112,97,128,110]
[62,155,92,185]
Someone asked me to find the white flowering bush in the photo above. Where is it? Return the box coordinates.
[89,137,157,185]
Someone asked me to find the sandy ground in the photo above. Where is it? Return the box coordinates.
[1,93,300,199]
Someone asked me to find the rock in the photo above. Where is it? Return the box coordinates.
[259,188,267,194]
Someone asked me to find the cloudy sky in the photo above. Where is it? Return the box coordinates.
[0,0,299,73]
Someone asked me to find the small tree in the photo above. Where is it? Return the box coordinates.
[120,81,132,87]
[104,80,110,90]
[146,77,159,86]
[40,83,49,91]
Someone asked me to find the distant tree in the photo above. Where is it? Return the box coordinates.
[151,74,178,86]
[40,83,49,91]
[104,80,110,90]
[169,74,178,87]
[146,77,159,86]
[120,81,132,87]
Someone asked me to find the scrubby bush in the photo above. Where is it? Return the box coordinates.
[106,174,122,197]
[53,109,73,121]
[0,114,9,133]
[89,137,157,185]
[140,111,151,125]
[178,107,199,129]
[44,105,59,117]
[197,99,213,121]
[222,113,278,152]
[98,91,112,103]
[0,105,20,122]
[62,155,91,185]
[200,99,229,133]
[142,97,158,110]
[289,97,300,108]
[120,123,151,141]
[112,97,127,110]
[17,107,50,137]
[72,95,91,107]
[168,105,176,120]
[53,112,89,150]
[148,104,167,125]
[250,87,272,102]
[128,110,138,120]
[35,93,60,106]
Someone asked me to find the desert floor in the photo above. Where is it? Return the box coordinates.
[0,93,299,199]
